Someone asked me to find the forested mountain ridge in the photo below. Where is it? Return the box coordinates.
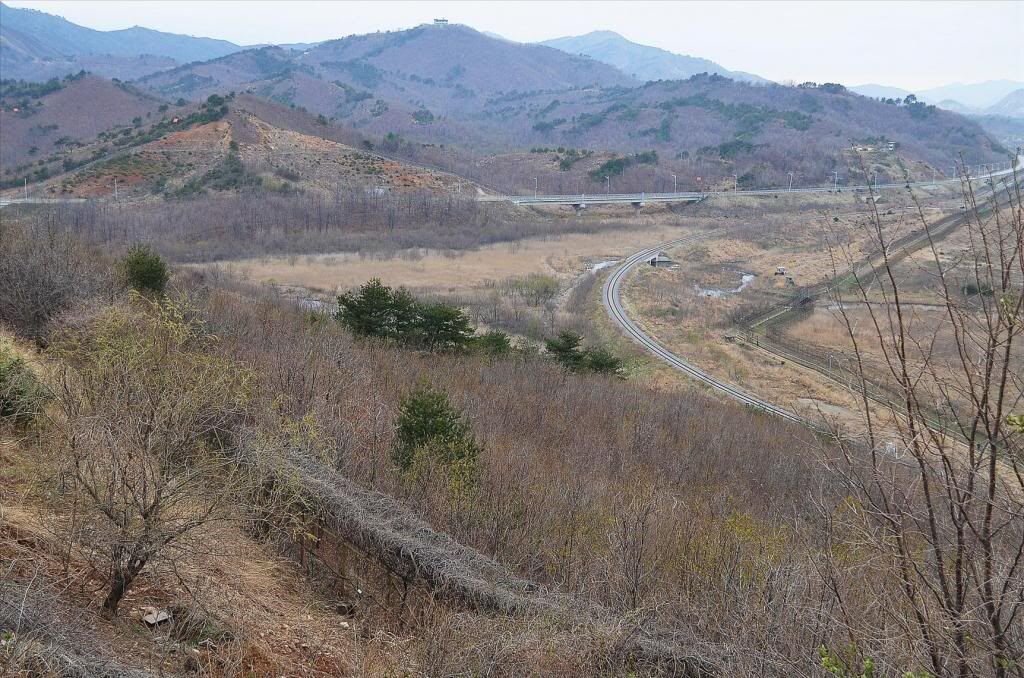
[1,15,1011,194]
[130,25,1009,188]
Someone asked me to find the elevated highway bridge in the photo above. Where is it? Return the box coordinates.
[479,162,1019,208]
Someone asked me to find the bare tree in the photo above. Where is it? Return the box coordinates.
[0,220,113,340]
[609,480,660,612]
[50,296,250,616]
[822,160,1024,675]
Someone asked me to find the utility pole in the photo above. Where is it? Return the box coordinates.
[833,171,838,192]
[24,177,28,200]
[534,177,538,198]
[788,172,794,191]
[672,174,677,193]
[605,175,610,194]
[114,177,118,202]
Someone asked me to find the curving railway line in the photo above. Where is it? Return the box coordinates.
[601,228,807,425]
[602,162,1020,431]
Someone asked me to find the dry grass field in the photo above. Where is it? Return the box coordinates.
[621,264,877,425]
[202,222,695,295]
[612,193,971,427]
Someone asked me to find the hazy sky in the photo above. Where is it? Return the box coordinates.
[7,1,1023,90]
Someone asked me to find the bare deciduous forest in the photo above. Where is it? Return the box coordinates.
[17,193,645,261]
[2,163,1021,675]
[1,3,1022,676]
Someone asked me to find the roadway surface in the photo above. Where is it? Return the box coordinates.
[5,161,1014,210]
[484,162,1018,206]
[0,197,89,208]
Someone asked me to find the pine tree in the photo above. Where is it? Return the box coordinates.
[393,383,479,473]
[545,330,585,370]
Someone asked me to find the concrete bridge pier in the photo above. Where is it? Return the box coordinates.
[631,192,646,215]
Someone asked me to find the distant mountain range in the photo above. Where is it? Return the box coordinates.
[0,2,1011,195]
[540,31,768,84]
[986,89,1024,118]
[134,23,634,152]
[852,79,1024,118]
[0,2,243,80]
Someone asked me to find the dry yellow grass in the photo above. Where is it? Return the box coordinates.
[618,263,918,433]
[200,223,695,294]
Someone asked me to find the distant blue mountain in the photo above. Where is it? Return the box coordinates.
[540,31,768,84]
[0,2,243,80]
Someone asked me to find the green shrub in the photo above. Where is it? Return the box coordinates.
[335,279,474,351]
[961,280,993,297]
[588,150,658,180]
[0,344,46,425]
[1008,413,1024,434]
[415,302,475,351]
[120,244,169,294]
[545,330,622,376]
[819,645,875,678]
[532,118,566,133]
[393,383,480,474]
[412,108,435,124]
[581,346,623,374]
[471,330,512,356]
[545,330,585,371]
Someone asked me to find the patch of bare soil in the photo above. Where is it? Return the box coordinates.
[0,444,408,677]
[237,114,459,193]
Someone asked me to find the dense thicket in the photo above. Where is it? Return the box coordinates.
[11,193,635,262]
[0,220,114,338]
[336,278,476,351]
[5,192,1020,674]
[195,275,854,674]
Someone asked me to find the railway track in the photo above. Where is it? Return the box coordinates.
[601,228,807,425]
[603,170,1019,434]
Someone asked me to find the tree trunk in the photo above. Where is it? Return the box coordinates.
[102,555,148,616]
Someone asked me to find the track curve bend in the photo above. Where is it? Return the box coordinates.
[601,229,806,424]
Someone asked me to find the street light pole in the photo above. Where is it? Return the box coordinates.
[672,174,677,193]
[534,177,538,198]
[833,171,838,192]
[788,172,794,191]
[605,175,610,194]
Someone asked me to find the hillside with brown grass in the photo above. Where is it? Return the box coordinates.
[0,74,175,170]
[5,90,470,201]
[3,157,1023,676]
